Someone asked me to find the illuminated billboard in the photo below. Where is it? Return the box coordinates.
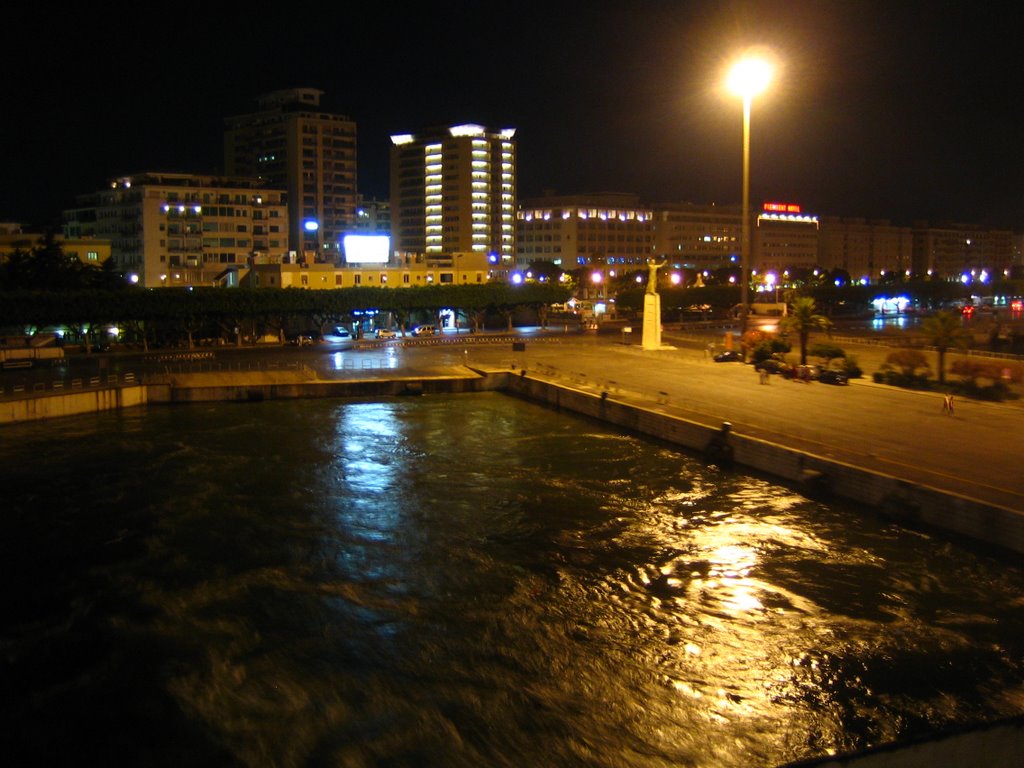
[343,235,390,264]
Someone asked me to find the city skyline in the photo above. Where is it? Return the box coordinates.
[5,1,1023,231]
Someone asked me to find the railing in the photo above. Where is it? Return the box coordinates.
[0,372,139,400]
[832,334,1024,361]
[157,360,312,375]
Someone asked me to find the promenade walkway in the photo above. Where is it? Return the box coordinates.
[382,330,1024,515]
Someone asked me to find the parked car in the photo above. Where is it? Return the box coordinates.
[375,328,397,339]
[713,350,742,362]
[794,364,821,381]
[755,358,792,376]
[819,369,850,385]
[411,325,437,337]
[323,327,354,344]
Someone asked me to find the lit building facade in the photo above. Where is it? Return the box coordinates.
[911,223,1015,282]
[390,124,516,264]
[64,173,288,288]
[650,202,741,272]
[517,193,653,269]
[817,217,914,281]
[753,204,820,274]
[224,88,356,262]
[244,250,494,289]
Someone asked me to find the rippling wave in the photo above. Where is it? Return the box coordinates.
[2,394,1023,767]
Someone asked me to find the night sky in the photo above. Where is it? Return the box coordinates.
[5,1,1023,230]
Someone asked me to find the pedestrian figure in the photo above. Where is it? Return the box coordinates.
[942,393,954,415]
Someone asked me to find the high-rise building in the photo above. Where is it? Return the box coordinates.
[351,195,391,236]
[224,88,357,263]
[390,124,516,265]
[64,173,288,288]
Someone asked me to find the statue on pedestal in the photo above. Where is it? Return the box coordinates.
[641,258,668,351]
[646,257,667,294]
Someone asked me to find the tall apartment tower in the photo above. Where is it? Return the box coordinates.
[389,124,516,264]
[224,88,357,262]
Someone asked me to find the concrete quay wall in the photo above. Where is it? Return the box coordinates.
[145,374,505,404]
[503,372,1024,557]
[0,385,148,425]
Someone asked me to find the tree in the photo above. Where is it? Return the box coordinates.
[527,260,564,283]
[919,310,970,384]
[882,349,931,379]
[0,234,100,291]
[809,342,846,365]
[779,296,832,365]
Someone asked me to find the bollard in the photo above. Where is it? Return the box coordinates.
[704,422,734,468]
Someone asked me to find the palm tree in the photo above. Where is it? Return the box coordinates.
[920,310,969,384]
[780,296,833,365]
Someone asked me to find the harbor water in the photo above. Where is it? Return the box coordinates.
[2,393,1023,767]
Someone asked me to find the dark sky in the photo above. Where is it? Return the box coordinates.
[5,1,1023,230]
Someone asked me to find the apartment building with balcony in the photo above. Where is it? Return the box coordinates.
[64,173,288,287]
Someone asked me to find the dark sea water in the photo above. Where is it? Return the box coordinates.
[2,393,1023,767]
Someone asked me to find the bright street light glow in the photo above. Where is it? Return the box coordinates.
[727,57,773,99]
[727,50,775,347]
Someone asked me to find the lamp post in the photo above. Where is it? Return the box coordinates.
[727,55,772,345]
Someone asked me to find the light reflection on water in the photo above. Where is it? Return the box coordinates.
[2,393,1023,767]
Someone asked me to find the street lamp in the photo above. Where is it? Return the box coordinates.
[727,54,773,344]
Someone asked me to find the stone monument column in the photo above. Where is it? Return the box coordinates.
[642,258,666,350]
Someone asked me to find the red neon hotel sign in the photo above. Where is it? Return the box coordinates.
[763,202,802,213]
